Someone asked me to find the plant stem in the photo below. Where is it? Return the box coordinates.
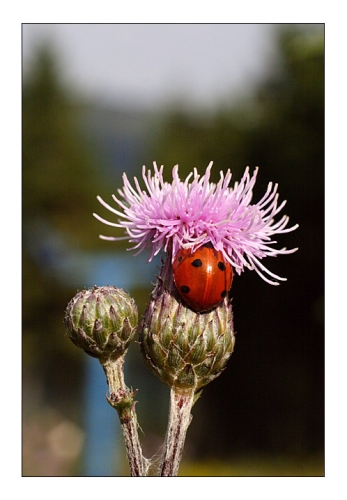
[101,355,148,476]
[159,387,195,476]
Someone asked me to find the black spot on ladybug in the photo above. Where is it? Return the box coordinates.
[180,285,190,294]
[203,241,214,249]
[218,261,226,271]
[191,259,203,268]
[177,255,183,262]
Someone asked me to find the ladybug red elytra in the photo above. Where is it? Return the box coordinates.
[173,242,233,313]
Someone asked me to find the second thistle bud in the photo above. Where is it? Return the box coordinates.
[64,285,138,361]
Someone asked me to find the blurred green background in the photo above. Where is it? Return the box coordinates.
[22,24,324,476]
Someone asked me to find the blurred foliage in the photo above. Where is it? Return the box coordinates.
[178,454,324,477]
[22,44,107,250]
[22,44,110,416]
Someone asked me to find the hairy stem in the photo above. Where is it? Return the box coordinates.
[159,387,195,476]
[101,356,148,476]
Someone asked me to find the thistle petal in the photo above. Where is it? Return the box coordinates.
[94,162,298,285]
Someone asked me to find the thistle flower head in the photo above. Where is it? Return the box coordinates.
[94,162,298,285]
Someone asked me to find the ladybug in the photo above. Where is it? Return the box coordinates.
[173,241,233,313]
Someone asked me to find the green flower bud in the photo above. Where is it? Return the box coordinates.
[140,257,235,392]
[64,285,138,361]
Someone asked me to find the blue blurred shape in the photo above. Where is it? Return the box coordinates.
[83,252,159,289]
[24,217,160,290]
[83,356,123,476]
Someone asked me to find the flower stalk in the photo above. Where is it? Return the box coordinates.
[102,356,148,477]
[159,388,195,476]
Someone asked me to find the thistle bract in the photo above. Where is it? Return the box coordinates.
[64,285,138,360]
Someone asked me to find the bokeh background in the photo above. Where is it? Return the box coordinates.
[22,23,324,476]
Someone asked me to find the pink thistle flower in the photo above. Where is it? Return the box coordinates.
[93,162,298,285]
